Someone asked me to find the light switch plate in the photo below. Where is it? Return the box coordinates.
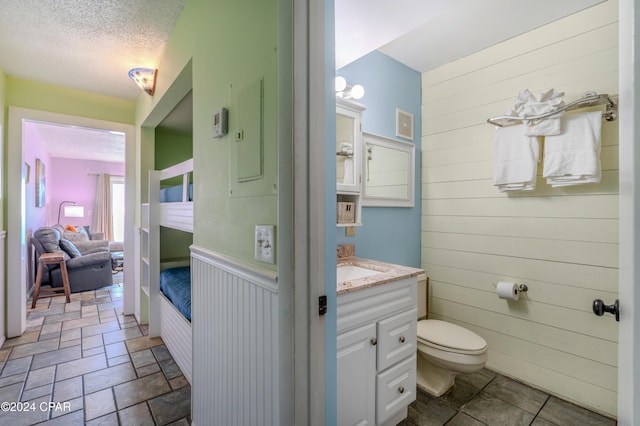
[255,225,275,264]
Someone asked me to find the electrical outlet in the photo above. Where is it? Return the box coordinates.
[254,225,275,264]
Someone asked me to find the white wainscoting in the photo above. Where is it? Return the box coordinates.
[191,245,279,426]
[0,231,6,348]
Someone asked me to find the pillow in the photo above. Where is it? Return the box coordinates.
[59,239,81,258]
[65,225,78,232]
[63,228,89,242]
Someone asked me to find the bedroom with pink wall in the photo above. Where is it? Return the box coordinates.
[49,157,124,228]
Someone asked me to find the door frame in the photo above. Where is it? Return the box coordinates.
[6,107,135,337]
[617,0,639,422]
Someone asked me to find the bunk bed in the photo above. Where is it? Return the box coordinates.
[141,158,193,383]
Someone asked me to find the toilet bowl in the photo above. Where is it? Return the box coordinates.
[416,319,488,397]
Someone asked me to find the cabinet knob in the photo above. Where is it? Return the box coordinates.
[398,386,405,394]
[399,336,405,343]
[370,338,377,346]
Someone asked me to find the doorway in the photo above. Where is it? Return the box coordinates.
[7,107,135,338]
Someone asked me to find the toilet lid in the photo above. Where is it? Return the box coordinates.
[417,319,487,352]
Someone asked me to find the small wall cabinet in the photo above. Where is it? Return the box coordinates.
[336,96,366,226]
[337,278,418,425]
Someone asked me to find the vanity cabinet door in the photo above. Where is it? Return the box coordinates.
[337,322,377,426]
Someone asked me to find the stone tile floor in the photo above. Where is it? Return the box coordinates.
[0,280,191,425]
[0,275,618,426]
[400,368,617,426]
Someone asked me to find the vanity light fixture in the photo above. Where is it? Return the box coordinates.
[335,76,365,100]
[128,68,157,96]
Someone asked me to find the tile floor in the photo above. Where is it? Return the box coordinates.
[0,275,618,426]
[400,368,617,426]
[0,276,191,425]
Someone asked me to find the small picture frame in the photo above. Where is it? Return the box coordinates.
[24,162,31,184]
[36,158,46,207]
[396,108,414,141]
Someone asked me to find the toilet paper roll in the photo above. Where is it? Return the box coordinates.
[496,281,520,301]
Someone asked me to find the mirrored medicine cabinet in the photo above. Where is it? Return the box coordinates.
[362,132,415,208]
[335,98,416,227]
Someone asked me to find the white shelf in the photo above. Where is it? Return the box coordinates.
[337,193,362,227]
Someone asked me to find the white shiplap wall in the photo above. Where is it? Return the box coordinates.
[421,0,619,417]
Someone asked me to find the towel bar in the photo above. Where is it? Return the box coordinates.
[487,92,617,127]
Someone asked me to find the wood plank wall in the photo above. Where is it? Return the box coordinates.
[421,1,619,417]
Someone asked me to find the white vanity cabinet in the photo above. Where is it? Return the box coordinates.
[337,277,417,426]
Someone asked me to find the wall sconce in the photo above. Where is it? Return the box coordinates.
[335,76,365,100]
[58,201,84,224]
[128,68,157,96]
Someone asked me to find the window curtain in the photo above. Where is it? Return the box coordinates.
[93,173,113,241]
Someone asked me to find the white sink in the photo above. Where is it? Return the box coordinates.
[337,265,382,283]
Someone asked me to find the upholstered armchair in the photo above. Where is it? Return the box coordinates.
[31,227,113,293]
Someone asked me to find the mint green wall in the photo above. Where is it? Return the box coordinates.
[6,77,135,124]
[136,0,279,271]
[155,127,193,261]
[155,127,193,186]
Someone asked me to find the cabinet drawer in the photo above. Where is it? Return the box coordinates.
[376,355,416,424]
[377,308,417,372]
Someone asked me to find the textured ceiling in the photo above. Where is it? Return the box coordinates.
[27,121,125,163]
[0,0,186,100]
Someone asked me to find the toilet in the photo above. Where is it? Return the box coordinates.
[416,319,488,397]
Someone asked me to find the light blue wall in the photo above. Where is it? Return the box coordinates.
[336,51,422,268]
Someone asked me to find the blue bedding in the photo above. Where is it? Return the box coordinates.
[160,183,193,202]
[160,266,191,322]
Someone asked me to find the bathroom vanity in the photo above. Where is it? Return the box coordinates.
[337,258,422,426]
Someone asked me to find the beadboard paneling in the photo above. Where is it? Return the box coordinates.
[421,0,619,417]
[191,246,279,426]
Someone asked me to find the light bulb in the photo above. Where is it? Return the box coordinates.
[335,76,347,92]
[350,84,365,100]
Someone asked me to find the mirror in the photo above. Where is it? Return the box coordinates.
[336,112,356,187]
[362,132,415,207]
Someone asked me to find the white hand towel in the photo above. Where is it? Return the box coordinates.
[543,111,602,187]
[493,124,541,192]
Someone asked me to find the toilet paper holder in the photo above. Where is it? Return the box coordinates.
[492,282,528,292]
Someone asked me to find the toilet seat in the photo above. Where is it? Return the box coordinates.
[417,319,487,355]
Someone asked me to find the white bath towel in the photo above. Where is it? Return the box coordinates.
[512,89,565,136]
[543,111,602,187]
[493,124,541,192]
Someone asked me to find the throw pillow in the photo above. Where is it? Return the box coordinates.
[65,225,78,232]
[63,228,89,243]
[59,239,81,258]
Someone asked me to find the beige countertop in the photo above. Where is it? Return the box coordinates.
[337,257,424,295]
